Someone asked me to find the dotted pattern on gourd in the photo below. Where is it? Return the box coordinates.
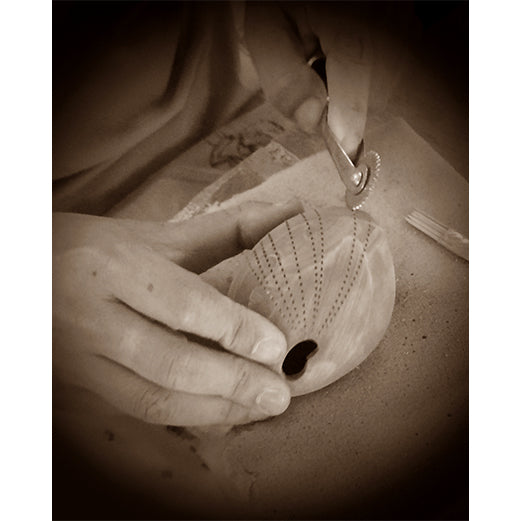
[317,217,374,335]
[247,208,375,337]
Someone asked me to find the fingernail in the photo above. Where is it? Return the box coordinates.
[256,388,290,415]
[252,338,284,363]
[294,96,325,133]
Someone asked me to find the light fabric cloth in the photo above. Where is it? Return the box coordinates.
[53,2,257,215]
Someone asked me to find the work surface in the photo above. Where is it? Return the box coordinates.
[54,100,468,519]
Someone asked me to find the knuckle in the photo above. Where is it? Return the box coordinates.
[159,351,180,390]
[221,307,249,353]
[175,304,198,332]
[117,323,142,357]
[222,400,240,424]
[236,202,254,222]
[132,386,174,425]
[158,337,189,390]
[236,213,256,249]
[114,318,152,362]
[223,205,251,248]
[229,358,254,403]
[82,244,121,275]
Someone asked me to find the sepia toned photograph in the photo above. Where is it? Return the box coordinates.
[52,1,469,519]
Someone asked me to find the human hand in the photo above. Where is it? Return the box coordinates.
[245,2,372,158]
[53,200,302,426]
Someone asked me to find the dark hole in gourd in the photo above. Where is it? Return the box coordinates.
[282,339,318,377]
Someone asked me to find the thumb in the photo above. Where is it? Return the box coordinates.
[159,199,304,273]
[245,3,327,133]
[324,43,371,158]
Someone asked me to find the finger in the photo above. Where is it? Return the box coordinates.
[97,303,290,415]
[325,44,371,157]
[309,5,373,157]
[103,246,288,365]
[245,2,327,132]
[75,355,274,426]
[158,199,303,273]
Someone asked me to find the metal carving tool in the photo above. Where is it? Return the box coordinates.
[309,52,381,210]
[320,104,381,210]
[405,209,469,261]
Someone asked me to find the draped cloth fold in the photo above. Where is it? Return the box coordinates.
[53,2,256,215]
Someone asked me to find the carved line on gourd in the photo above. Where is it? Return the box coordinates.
[259,239,293,322]
[285,218,307,330]
[313,208,325,330]
[267,232,301,326]
[317,218,374,335]
[316,210,358,335]
[248,212,319,331]
[301,212,321,329]
[249,248,287,321]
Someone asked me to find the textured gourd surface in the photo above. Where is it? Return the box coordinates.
[228,207,395,395]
